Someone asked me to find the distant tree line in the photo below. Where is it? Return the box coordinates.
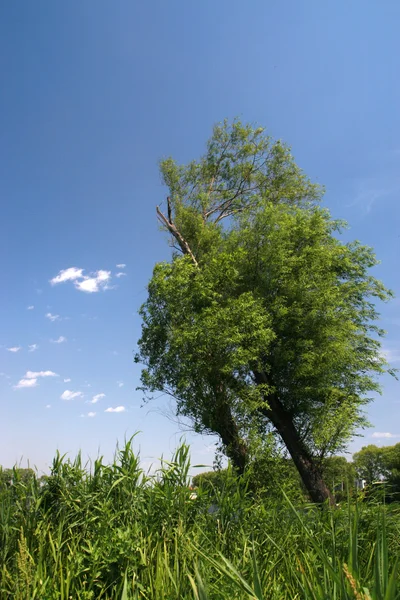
[1,442,399,503]
[192,442,400,503]
[0,467,36,488]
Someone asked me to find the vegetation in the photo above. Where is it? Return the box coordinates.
[1,440,400,599]
[354,444,400,502]
[135,119,394,504]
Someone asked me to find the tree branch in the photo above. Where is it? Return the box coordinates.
[156,197,199,268]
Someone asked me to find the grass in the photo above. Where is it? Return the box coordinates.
[0,439,399,599]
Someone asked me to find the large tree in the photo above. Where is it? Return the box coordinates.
[135,120,393,504]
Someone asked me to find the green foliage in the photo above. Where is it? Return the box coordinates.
[321,457,356,501]
[192,469,228,492]
[0,441,399,598]
[384,443,400,500]
[0,467,36,489]
[136,120,394,495]
[353,445,389,484]
[353,443,400,502]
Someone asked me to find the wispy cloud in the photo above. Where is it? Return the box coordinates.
[51,336,67,344]
[46,404,51,409]
[117,381,124,388]
[14,370,58,390]
[90,393,105,404]
[381,346,400,364]
[116,264,126,268]
[14,378,37,389]
[348,178,400,214]
[105,406,126,413]
[50,267,113,293]
[61,390,83,401]
[115,272,127,278]
[7,346,21,353]
[80,411,97,418]
[64,378,71,383]
[25,370,58,379]
[46,312,60,322]
[50,267,84,285]
[28,344,39,352]
[371,432,398,439]
[27,305,34,310]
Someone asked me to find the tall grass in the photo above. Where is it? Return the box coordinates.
[0,440,399,599]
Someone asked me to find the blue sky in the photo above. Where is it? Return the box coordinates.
[1,1,399,473]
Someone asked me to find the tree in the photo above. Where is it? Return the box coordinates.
[353,445,388,484]
[321,456,355,500]
[135,120,393,504]
[382,443,400,499]
[192,469,229,492]
[0,467,36,489]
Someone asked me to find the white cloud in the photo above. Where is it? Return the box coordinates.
[28,344,39,352]
[118,381,124,388]
[371,432,398,439]
[25,370,58,379]
[115,272,127,278]
[14,378,38,389]
[51,336,67,344]
[61,390,83,400]
[46,312,60,322]
[64,378,71,383]
[50,267,84,285]
[75,278,100,293]
[112,351,119,356]
[75,270,111,293]
[116,264,126,268]
[27,305,34,310]
[13,370,58,390]
[90,393,105,404]
[51,267,113,294]
[7,346,21,353]
[87,412,96,418]
[46,404,51,409]
[105,406,126,413]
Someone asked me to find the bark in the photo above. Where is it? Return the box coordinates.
[211,391,248,475]
[219,420,248,475]
[156,199,199,268]
[255,371,334,505]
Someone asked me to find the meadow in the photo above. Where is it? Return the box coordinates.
[1,440,399,599]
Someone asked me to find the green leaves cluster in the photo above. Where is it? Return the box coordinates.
[354,443,400,498]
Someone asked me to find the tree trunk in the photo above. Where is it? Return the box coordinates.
[212,395,248,475]
[271,408,334,504]
[255,372,334,505]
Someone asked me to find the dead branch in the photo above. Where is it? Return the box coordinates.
[157,197,199,268]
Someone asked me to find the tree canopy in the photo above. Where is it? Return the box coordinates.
[135,120,393,503]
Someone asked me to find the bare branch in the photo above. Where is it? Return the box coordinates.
[156,200,199,268]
